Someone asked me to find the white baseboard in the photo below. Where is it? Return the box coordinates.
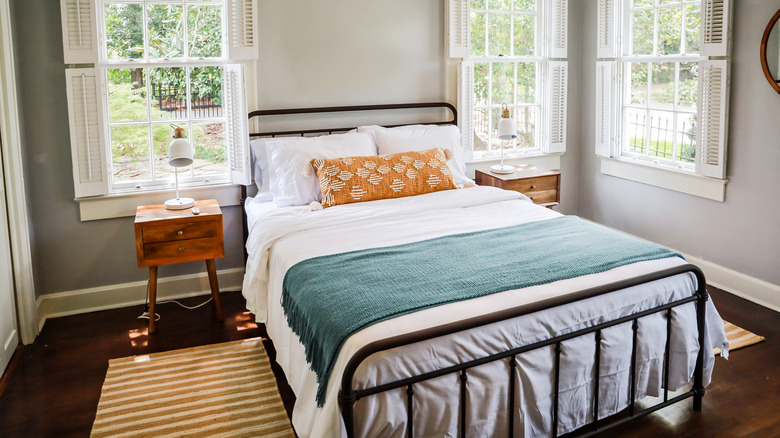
[681,254,780,313]
[36,267,245,332]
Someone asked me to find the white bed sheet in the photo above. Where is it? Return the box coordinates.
[241,186,727,437]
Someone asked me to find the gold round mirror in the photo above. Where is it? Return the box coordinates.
[761,9,780,93]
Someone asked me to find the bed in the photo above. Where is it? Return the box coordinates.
[240,103,728,438]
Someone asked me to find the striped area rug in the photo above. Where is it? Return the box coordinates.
[91,338,295,438]
[715,320,765,355]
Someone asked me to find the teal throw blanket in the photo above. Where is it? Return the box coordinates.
[281,216,682,406]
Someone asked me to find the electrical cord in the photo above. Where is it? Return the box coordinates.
[137,280,213,322]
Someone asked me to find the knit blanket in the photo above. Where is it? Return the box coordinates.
[281,216,682,406]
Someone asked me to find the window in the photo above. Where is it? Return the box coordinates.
[60,0,257,198]
[596,0,731,180]
[448,0,568,161]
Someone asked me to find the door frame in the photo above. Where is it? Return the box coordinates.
[0,0,39,345]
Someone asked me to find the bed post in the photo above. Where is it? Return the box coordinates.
[338,390,357,438]
[692,268,708,412]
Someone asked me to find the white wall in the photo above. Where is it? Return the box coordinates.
[577,0,780,287]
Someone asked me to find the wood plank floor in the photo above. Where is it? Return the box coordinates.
[0,287,776,437]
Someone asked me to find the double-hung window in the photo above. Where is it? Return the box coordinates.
[596,0,731,183]
[448,0,568,161]
[60,0,257,199]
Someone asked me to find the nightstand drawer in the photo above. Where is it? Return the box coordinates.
[501,174,559,193]
[143,236,222,263]
[142,221,217,243]
[525,190,558,204]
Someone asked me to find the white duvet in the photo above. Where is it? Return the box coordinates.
[242,186,727,437]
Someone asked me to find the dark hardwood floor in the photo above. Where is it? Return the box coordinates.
[0,288,776,437]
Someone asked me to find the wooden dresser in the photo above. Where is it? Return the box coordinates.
[475,165,561,209]
[134,199,224,333]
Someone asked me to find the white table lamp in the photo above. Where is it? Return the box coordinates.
[491,104,517,174]
[164,126,195,210]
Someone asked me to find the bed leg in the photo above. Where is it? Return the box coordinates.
[339,390,357,438]
[692,279,709,412]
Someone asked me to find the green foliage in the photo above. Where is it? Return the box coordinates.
[653,78,698,107]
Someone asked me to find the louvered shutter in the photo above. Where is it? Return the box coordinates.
[546,61,567,153]
[701,0,731,57]
[226,0,258,60]
[458,61,474,162]
[65,68,107,197]
[224,64,251,185]
[448,0,469,58]
[60,0,98,64]
[549,0,568,58]
[696,60,729,179]
[597,0,618,58]
[595,61,616,157]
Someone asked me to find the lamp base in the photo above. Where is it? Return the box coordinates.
[490,164,515,174]
[164,198,195,210]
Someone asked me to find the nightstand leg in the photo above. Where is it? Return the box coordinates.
[148,266,158,334]
[205,259,224,321]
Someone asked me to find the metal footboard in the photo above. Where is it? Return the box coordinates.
[338,264,709,437]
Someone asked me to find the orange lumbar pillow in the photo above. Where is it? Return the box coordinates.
[306,148,458,208]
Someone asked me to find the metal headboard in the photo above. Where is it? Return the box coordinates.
[241,102,458,260]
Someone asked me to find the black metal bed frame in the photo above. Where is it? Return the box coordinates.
[243,103,708,437]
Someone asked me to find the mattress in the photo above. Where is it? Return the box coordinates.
[241,186,727,437]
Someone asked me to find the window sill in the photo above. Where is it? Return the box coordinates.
[76,184,243,221]
[466,153,561,176]
[599,157,728,202]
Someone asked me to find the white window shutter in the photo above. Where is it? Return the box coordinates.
[549,0,568,58]
[226,0,258,60]
[60,0,98,64]
[696,60,729,179]
[546,61,567,153]
[457,61,474,162]
[448,0,469,58]
[701,0,731,57]
[224,64,252,186]
[64,68,107,198]
[595,61,616,157]
[597,0,618,58]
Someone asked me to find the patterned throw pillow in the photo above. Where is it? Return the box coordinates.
[307,148,458,208]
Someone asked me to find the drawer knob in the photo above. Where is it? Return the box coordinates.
[178,246,185,252]
[529,196,535,200]
[177,230,184,236]
[530,185,536,189]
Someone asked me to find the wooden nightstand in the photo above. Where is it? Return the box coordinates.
[134,199,224,334]
[475,165,561,209]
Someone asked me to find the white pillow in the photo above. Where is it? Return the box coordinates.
[265,132,377,207]
[249,139,273,202]
[357,125,473,187]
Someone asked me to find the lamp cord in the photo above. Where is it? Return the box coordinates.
[138,280,213,322]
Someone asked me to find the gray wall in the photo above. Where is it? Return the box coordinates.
[577,0,780,286]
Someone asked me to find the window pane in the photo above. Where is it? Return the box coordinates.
[516,62,536,104]
[685,4,701,54]
[112,125,150,183]
[513,0,535,13]
[676,113,697,163]
[491,62,514,106]
[488,0,511,11]
[105,4,143,60]
[488,13,511,56]
[147,4,185,59]
[191,122,227,176]
[649,62,675,109]
[633,0,653,7]
[629,63,648,105]
[657,6,682,55]
[152,124,190,180]
[190,67,224,119]
[648,110,675,160]
[188,5,222,58]
[490,107,504,151]
[471,0,486,9]
[150,67,187,120]
[474,63,489,106]
[471,12,486,56]
[514,106,536,149]
[624,107,647,154]
[472,108,490,152]
[513,14,535,56]
[677,62,698,112]
[107,68,147,123]
[632,9,654,55]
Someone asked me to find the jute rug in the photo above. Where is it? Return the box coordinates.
[714,320,765,355]
[91,338,295,438]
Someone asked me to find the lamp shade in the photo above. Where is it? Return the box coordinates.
[497,109,517,140]
[168,137,193,167]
